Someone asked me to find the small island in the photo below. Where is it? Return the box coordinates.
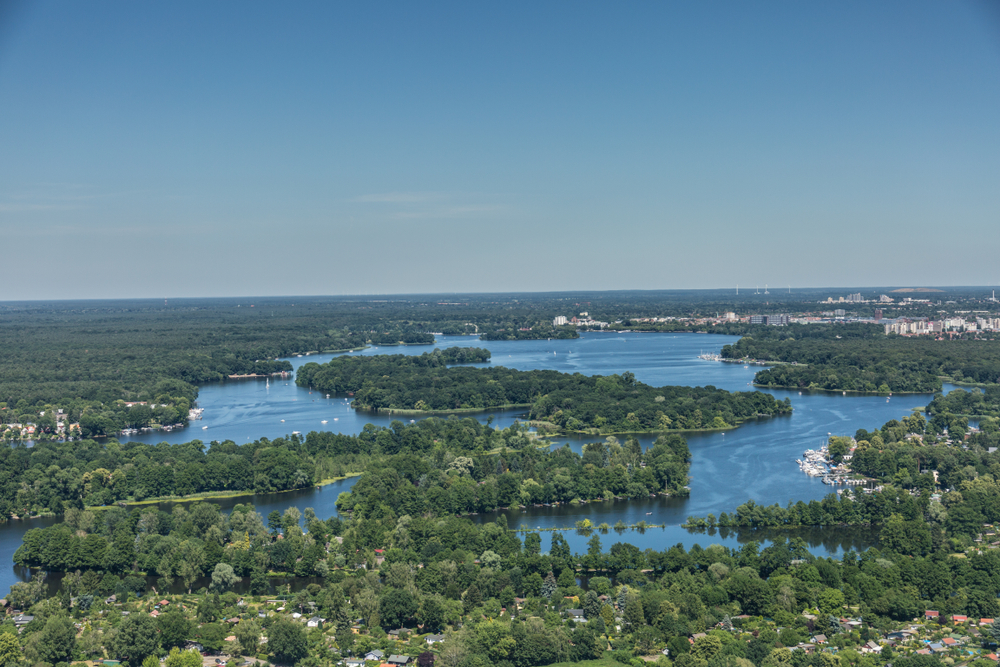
[297,347,792,433]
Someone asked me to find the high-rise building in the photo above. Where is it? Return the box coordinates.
[553,316,568,326]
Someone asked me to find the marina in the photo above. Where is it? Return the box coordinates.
[798,444,869,487]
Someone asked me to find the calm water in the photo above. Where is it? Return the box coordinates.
[5,333,944,592]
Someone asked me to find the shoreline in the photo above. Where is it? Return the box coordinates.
[357,403,532,416]
[753,383,935,395]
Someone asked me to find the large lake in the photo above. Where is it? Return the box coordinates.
[4,333,945,592]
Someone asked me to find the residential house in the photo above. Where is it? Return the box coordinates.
[926,611,940,620]
[307,617,325,628]
[12,615,33,626]
[566,609,586,622]
[812,634,827,645]
[425,635,445,645]
[387,657,411,667]
[364,650,384,662]
[860,641,881,654]
[344,659,365,667]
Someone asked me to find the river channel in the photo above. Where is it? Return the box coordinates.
[4,333,949,592]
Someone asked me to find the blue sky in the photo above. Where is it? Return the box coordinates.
[1,1,999,299]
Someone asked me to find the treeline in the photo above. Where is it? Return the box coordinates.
[336,431,693,527]
[296,347,493,398]
[480,325,580,341]
[297,348,791,432]
[722,324,1000,393]
[17,495,1000,667]
[12,432,691,581]
[528,372,791,433]
[0,416,690,519]
[927,386,1000,419]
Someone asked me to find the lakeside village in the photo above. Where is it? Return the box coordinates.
[10,566,1000,667]
[1,404,205,442]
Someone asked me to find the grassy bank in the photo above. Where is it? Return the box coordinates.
[85,473,362,510]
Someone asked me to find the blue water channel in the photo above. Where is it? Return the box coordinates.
[4,332,951,591]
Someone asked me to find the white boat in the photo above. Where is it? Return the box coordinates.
[202,426,208,430]
[321,420,328,424]
[280,419,285,422]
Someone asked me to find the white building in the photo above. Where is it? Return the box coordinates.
[553,315,568,326]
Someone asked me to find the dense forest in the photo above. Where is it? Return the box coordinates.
[721,324,1000,393]
[296,348,791,431]
[926,387,1000,419]
[480,325,580,341]
[12,429,692,580]
[0,415,692,519]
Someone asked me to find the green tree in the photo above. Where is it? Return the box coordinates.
[583,590,602,619]
[418,596,445,633]
[109,613,160,667]
[37,615,77,665]
[691,635,723,662]
[463,584,483,613]
[209,562,241,592]
[623,594,644,630]
[381,588,418,629]
[165,648,203,667]
[158,609,192,649]
[818,588,845,615]
[269,617,308,666]
[235,618,262,656]
[0,633,20,667]
[541,572,558,599]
